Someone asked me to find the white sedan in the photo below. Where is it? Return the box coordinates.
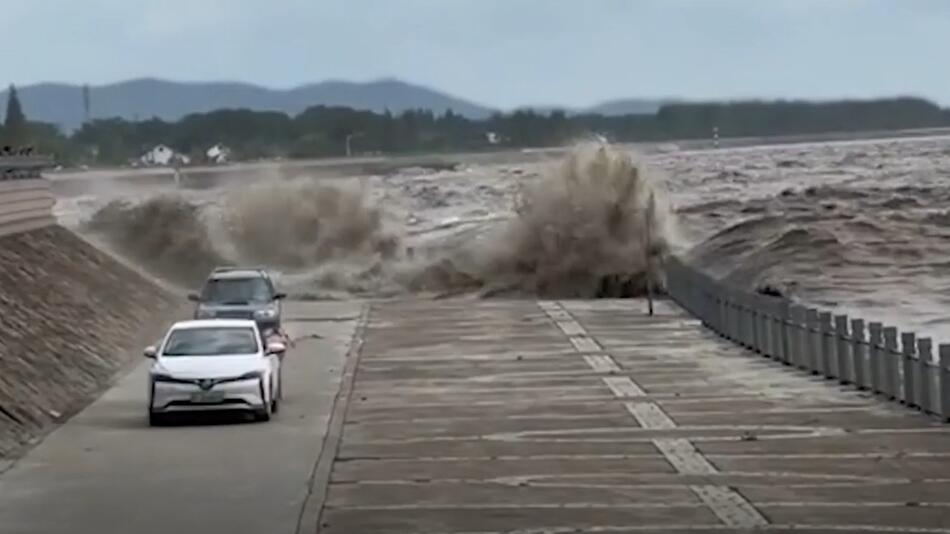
[144,319,285,426]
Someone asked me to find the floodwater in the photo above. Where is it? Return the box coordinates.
[52,135,950,345]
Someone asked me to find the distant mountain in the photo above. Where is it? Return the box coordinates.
[0,77,676,132]
[0,78,496,132]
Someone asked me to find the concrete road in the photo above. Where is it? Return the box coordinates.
[314,298,950,533]
[5,297,950,533]
[0,300,362,534]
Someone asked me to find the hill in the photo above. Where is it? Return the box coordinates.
[1,78,496,131]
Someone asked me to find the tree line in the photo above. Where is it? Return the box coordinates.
[3,83,949,166]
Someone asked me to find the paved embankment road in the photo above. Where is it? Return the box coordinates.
[3,298,950,533]
[0,301,363,534]
[314,299,950,533]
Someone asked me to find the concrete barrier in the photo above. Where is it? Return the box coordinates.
[0,179,56,236]
[664,255,950,420]
[0,156,55,237]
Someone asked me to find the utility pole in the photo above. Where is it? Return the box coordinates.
[644,192,656,316]
[345,132,364,157]
[82,84,91,125]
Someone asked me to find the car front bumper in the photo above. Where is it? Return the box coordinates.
[150,378,266,414]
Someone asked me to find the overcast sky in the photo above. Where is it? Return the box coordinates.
[2,0,948,109]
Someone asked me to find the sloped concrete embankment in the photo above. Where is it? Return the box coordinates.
[0,226,180,458]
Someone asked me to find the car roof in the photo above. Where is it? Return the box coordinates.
[209,269,270,280]
[171,319,258,330]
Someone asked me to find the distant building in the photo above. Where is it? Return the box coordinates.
[486,132,500,145]
[206,143,231,164]
[141,144,175,166]
[140,144,189,167]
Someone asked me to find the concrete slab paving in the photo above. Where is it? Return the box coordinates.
[311,298,950,533]
[0,301,363,534]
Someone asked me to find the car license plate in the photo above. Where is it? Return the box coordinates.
[190,391,225,403]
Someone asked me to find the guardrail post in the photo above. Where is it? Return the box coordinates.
[902,332,917,406]
[868,322,883,393]
[730,296,740,344]
[750,296,762,353]
[778,300,791,364]
[786,305,798,367]
[851,319,866,389]
[819,312,834,379]
[883,327,899,399]
[940,345,950,420]
[758,297,769,357]
[741,297,753,350]
[917,338,933,413]
[768,300,779,360]
[715,288,725,334]
[789,305,805,369]
[746,297,757,351]
[726,291,741,345]
[769,300,778,361]
[806,309,820,374]
[834,315,850,383]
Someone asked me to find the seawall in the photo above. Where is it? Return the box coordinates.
[1,158,181,458]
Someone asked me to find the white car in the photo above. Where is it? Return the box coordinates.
[144,319,285,426]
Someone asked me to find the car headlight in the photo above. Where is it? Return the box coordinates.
[237,370,264,380]
[254,309,277,320]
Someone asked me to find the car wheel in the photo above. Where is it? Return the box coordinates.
[271,379,281,413]
[255,381,272,422]
[148,412,167,427]
[254,406,271,422]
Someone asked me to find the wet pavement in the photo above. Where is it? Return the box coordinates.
[314,298,950,533]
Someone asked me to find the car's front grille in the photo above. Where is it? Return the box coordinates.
[215,310,254,319]
[167,399,250,407]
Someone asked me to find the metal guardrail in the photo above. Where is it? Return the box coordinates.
[664,255,950,420]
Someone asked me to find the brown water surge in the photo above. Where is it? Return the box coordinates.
[665,135,950,340]
[68,135,950,340]
[78,143,680,298]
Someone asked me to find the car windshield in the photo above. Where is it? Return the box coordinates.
[201,277,272,304]
[162,327,259,357]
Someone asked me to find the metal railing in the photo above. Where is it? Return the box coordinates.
[664,255,950,420]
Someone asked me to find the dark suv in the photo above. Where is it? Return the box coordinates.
[188,266,286,332]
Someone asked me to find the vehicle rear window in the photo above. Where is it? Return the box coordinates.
[162,327,259,356]
[201,277,272,304]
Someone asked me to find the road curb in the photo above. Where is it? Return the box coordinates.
[296,303,370,534]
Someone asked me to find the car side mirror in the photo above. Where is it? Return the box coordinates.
[274,292,287,300]
[266,342,286,354]
[143,346,158,359]
[187,293,200,302]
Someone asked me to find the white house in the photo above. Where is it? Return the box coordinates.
[140,144,175,166]
[140,145,191,167]
[206,143,231,164]
[485,132,500,145]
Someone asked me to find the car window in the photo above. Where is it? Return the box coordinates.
[201,277,272,304]
[162,327,260,357]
